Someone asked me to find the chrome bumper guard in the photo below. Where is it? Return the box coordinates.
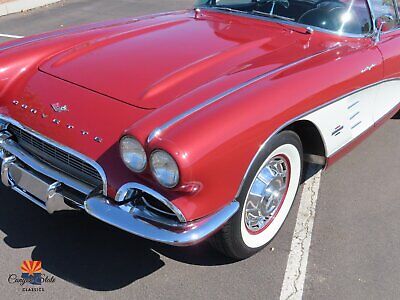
[0,125,239,246]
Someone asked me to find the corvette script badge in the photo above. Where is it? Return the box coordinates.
[51,103,69,113]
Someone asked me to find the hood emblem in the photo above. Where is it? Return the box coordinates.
[51,103,69,113]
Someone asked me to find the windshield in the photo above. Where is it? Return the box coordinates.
[196,0,373,35]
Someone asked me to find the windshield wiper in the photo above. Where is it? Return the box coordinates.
[210,7,294,22]
[251,10,294,22]
[213,7,251,15]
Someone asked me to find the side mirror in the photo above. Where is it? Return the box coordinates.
[374,15,396,43]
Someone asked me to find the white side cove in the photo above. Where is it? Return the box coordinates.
[302,79,400,157]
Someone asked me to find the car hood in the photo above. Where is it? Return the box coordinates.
[38,10,329,109]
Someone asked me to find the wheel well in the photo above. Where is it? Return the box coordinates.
[282,120,326,165]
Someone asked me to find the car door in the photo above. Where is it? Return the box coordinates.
[369,0,400,123]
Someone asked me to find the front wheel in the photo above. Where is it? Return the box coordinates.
[210,131,303,260]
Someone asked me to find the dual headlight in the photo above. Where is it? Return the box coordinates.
[120,136,180,188]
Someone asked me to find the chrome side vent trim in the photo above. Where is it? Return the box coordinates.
[351,121,362,130]
[346,100,363,134]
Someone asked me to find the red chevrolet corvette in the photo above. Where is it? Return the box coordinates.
[0,0,399,259]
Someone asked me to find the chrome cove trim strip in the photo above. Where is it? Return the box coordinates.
[148,45,340,143]
[235,78,400,198]
[85,197,240,246]
[0,115,108,195]
[115,182,187,223]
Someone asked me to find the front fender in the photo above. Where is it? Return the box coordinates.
[128,40,382,221]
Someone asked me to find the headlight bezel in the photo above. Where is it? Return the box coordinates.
[150,149,180,189]
[119,136,147,173]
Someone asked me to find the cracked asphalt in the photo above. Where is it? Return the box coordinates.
[0,1,399,299]
[281,165,322,300]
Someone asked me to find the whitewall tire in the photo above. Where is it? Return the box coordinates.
[210,131,303,259]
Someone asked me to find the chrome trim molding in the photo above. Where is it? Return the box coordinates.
[196,7,375,39]
[115,182,187,223]
[235,78,400,198]
[0,115,108,195]
[148,45,340,143]
[85,197,239,246]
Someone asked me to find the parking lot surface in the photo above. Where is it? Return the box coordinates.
[0,1,399,299]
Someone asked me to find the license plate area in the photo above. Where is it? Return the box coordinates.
[4,160,78,213]
[8,162,53,203]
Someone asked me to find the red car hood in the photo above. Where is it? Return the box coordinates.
[38,10,327,109]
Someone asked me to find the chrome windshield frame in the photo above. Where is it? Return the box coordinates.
[195,0,375,39]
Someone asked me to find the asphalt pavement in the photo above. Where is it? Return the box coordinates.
[0,1,399,299]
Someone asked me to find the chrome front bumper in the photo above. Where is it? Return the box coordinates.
[85,198,239,246]
[0,121,239,246]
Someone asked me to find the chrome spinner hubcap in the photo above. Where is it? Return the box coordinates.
[244,156,290,233]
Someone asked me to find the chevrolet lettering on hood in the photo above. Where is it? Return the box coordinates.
[0,1,399,260]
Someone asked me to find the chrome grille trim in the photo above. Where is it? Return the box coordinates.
[0,137,93,195]
[8,124,102,183]
[0,115,108,195]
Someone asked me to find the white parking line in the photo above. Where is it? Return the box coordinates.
[280,164,322,300]
[0,34,24,39]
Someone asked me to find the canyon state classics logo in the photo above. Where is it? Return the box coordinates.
[8,260,56,292]
[21,260,42,285]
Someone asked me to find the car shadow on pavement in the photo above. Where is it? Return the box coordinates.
[0,188,235,291]
[392,110,400,119]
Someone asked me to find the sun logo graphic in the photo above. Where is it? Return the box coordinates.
[21,261,42,285]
